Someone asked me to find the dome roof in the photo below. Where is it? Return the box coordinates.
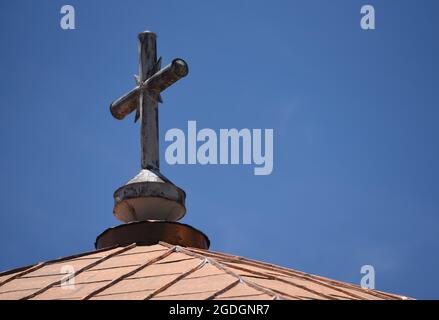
[0,242,410,300]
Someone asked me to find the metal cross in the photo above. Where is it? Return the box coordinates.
[110,31,188,171]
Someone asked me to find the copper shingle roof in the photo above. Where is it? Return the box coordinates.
[0,242,410,300]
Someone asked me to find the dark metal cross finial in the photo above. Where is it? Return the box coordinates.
[110,31,188,171]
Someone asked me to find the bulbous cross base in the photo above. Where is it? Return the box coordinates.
[113,169,186,223]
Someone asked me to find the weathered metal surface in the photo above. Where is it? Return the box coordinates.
[113,169,186,222]
[138,31,160,171]
[109,59,188,120]
[109,86,139,120]
[146,59,188,93]
[95,221,210,250]
[109,31,188,170]
[108,31,189,223]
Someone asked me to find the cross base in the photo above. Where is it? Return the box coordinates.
[95,220,209,250]
[113,169,186,223]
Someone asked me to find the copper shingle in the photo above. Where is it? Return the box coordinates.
[0,242,411,300]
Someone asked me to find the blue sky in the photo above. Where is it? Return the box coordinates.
[0,0,438,299]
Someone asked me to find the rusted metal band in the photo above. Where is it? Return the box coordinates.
[95,221,210,250]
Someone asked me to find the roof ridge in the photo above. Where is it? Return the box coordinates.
[216,258,365,300]
[187,247,408,300]
[0,262,47,289]
[83,245,176,300]
[143,258,208,300]
[0,245,119,279]
[159,242,286,300]
[20,244,137,300]
[204,280,241,300]
[219,260,341,300]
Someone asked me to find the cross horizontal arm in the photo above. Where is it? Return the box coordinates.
[109,59,189,120]
[147,59,188,93]
[109,85,139,120]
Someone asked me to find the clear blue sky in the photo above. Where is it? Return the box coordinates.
[0,0,438,299]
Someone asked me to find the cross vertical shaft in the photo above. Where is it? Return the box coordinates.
[139,32,159,170]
